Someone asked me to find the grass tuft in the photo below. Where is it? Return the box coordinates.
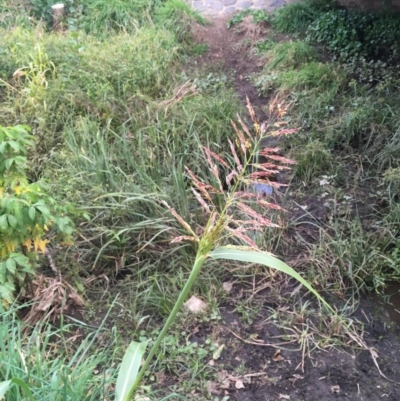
[271,0,334,34]
[266,41,318,70]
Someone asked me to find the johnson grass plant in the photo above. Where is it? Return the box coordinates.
[2,0,400,398]
[114,99,336,400]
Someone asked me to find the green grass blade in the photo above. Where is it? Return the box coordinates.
[115,341,148,401]
[0,380,12,398]
[209,246,333,312]
[0,378,34,400]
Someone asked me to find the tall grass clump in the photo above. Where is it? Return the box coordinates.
[154,0,206,43]
[254,60,345,99]
[0,305,117,400]
[81,0,148,34]
[278,62,344,93]
[0,25,181,160]
[0,0,32,29]
[266,41,318,70]
[271,0,334,34]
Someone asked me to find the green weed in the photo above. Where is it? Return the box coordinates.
[254,38,276,55]
[291,140,332,183]
[0,304,118,400]
[306,219,400,293]
[227,9,269,29]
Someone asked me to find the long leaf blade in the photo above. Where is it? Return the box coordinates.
[209,246,332,311]
[115,341,147,401]
[0,380,12,398]
[0,378,34,400]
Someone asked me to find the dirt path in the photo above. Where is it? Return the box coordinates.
[194,16,269,119]
[190,16,400,401]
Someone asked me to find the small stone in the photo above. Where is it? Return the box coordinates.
[222,6,237,15]
[270,0,285,7]
[210,1,224,10]
[194,4,209,12]
[223,0,237,6]
[236,1,253,8]
[193,0,204,7]
[185,295,208,313]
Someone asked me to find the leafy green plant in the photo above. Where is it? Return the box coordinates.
[115,101,334,400]
[0,125,74,305]
[227,8,269,29]
[254,38,276,55]
[307,9,400,82]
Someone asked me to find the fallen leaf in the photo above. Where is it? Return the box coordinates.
[184,295,208,313]
[220,378,230,389]
[272,349,284,362]
[223,282,233,293]
[235,379,245,389]
[218,370,230,389]
[206,381,219,395]
[135,396,150,401]
[213,344,225,360]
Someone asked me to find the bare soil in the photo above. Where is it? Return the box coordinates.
[188,16,400,401]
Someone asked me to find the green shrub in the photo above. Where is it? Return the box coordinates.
[227,8,269,28]
[307,9,400,82]
[0,125,75,305]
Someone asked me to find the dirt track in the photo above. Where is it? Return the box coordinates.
[190,17,400,401]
